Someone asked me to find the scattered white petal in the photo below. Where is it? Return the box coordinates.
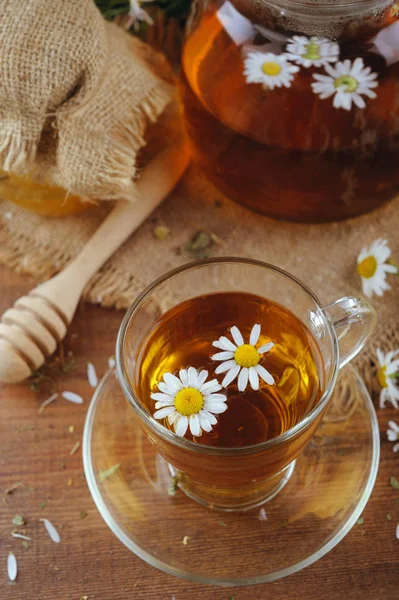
[87,362,98,388]
[7,552,17,581]
[259,508,267,521]
[11,533,31,541]
[61,391,84,405]
[40,518,61,543]
[396,524,399,540]
[108,356,116,369]
[38,393,58,414]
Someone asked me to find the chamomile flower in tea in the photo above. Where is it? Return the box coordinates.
[151,368,227,437]
[212,324,275,391]
[285,36,340,68]
[137,292,323,448]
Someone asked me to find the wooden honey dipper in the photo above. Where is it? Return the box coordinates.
[0,140,189,384]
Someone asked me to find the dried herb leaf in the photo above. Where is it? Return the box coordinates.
[80,511,87,519]
[99,463,121,482]
[12,515,26,526]
[186,230,215,259]
[61,357,76,373]
[67,478,73,486]
[389,476,399,489]
[22,541,29,550]
[356,517,364,525]
[38,393,58,414]
[182,535,190,545]
[218,521,228,528]
[70,441,80,456]
[153,225,171,240]
[39,500,47,509]
[386,513,392,520]
[214,199,223,208]
[68,425,75,433]
[360,530,367,536]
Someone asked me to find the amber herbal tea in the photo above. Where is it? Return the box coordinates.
[134,292,323,448]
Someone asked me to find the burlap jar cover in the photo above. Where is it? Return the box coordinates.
[0,0,398,393]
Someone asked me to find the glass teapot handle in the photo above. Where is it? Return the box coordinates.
[322,296,376,368]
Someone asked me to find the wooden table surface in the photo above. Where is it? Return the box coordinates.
[1,263,398,600]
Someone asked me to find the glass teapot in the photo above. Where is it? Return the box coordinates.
[181,0,399,222]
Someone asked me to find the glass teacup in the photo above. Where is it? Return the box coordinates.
[116,258,375,511]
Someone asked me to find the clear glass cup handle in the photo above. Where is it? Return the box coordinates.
[322,296,377,368]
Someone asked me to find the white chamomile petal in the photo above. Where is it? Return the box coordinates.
[189,414,201,436]
[154,406,175,419]
[250,323,261,345]
[213,336,237,351]
[205,393,228,402]
[256,364,275,385]
[312,57,378,111]
[179,369,189,387]
[168,411,179,425]
[175,415,188,437]
[249,366,260,390]
[164,372,183,393]
[222,363,241,387]
[238,367,249,391]
[259,342,274,353]
[199,415,212,432]
[152,368,227,437]
[200,409,218,425]
[215,359,237,374]
[394,443,399,453]
[203,401,228,414]
[212,351,235,361]
[200,379,222,393]
[197,369,209,386]
[157,381,170,394]
[151,392,173,403]
[155,400,175,409]
[231,326,244,346]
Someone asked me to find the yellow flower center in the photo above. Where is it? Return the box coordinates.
[303,41,321,61]
[334,74,358,93]
[377,366,388,388]
[234,344,260,368]
[357,255,377,279]
[261,61,282,76]
[174,387,204,416]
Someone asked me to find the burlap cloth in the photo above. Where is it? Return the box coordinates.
[0,167,398,388]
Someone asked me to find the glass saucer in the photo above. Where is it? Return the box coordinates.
[83,364,379,586]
